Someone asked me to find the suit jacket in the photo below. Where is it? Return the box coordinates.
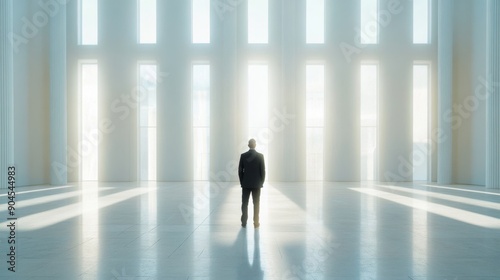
[238,149,266,188]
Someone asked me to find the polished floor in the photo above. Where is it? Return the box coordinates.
[0,181,499,279]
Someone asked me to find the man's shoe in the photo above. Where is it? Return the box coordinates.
[242,224,246,228]
[254,223,260,228]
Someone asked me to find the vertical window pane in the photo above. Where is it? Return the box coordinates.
[413,64,429,180]
[306,65,324,180]
[192,0,210,43]
[306,0,324,44]
[248,0,268,44]
[81,63,98,180]
[139,0,157,44]
[361,64,378,181]
[361,0,378,44]
[139,64,157,180]
[193,65,210,180]
[80,0,98,45]
[248,64,269,169]
[413,0,429,44]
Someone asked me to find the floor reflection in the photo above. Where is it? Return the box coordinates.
[195,181,210,277]
[1,182,499,279]
[81,181,99,275]
[140,181,158,277]
[412,193,428,277]
[423,184,500,196]
[351,187,500,228]
[237,229,264,280]
[4,184,151,230]
[360,184,378,278]
[376,184,500,210]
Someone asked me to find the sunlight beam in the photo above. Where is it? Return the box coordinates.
[1,187,153,230]
[375,184,500,211]
[0,187,112,213]
[351,187,500,229]
[0,185,76,197]
[422,184,500,196]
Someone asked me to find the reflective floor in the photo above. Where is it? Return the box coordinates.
[0,181,500,279]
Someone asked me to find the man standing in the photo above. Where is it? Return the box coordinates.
[238,139,266,228]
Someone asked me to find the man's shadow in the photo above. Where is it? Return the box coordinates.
[236,229,264,280]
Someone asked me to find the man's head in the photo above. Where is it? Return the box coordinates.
[248,139,256,149]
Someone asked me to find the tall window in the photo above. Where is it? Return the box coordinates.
[138,0,157,44]
[193,64,210,180]
[360,0,378,44]
[413,0,430,44]
[79,0,98,45]
[138,64,157,181]
[248,64,269,168]
[248,0,268,44]
[306,64,324,180]
[306,0,324,44]
[80,62,99,180]
[360,64,378,181]
[192,0,210,43]
[413,64,429,180]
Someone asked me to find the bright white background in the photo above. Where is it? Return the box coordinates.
[9,0,488,185]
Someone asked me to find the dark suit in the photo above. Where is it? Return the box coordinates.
[238,149,266,227]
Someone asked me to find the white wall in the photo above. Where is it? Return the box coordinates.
[66,0,139,182]
[327,0,362,181]
[12,0,51,187]
[451,0,487,185]
[9,0,489,185]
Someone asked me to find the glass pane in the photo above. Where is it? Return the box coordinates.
[413,0,429,44]
[361,65,378,127]
[248,65,269,129]
[306,65,324,181]
[360,0,378,44]
[193,65,210,127]
[413,64,429,180]
[361,64,378,181]
[248,64,269,168]
[306,65,324,127]
[306,0,324,44]
[361,127,376,181]
[193,65,210,180]
[139,127,148,180]
[248,0,268,44]
[192,0,210,43]
[139,64,157,180]
[194,128,210,180]
[306,128,324,181]
[139,65,157,127]
[81,63,98,180]
[148,127,157,180]
[80,0,98,45]
[139,0,157,44]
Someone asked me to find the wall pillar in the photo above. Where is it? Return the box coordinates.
[378,0,413,182]
[0,0,14,189]
[50,3,68,185]
[486,0,500,189]
[437,0,454,185]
